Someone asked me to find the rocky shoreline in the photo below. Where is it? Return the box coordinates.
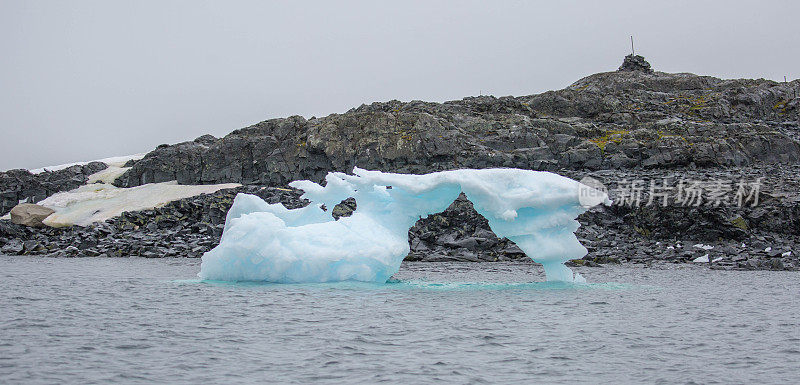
[1,56,798,271]
[1,166,797,271]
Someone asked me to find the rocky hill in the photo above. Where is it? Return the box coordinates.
[2,56,799,270]
[113,57,799,188]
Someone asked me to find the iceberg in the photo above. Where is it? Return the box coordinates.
[199,168,610,283]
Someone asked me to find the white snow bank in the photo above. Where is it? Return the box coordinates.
[39,180,240,227]
[30,153,145,174]
[199,167,610,284]
[3,156,238,225]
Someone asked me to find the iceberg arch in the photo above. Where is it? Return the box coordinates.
[198,168,609,283]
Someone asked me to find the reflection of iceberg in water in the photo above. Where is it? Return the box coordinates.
[198,168,609,283]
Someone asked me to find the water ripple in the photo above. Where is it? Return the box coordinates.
[1,256,798,384]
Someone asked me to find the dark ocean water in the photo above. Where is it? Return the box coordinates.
[1,255,798,384]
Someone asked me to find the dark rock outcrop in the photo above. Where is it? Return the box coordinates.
[113,70,799,189]
[406,194,526,262]
[0,162,107,216]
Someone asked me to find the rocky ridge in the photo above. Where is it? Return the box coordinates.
[113,66,799,188]
[1,57,799,270]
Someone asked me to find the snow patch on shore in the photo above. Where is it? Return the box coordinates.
[3,154,239,225]
[39,181,240,227]
[30,153,145,174]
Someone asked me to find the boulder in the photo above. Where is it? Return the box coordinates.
[10,203,55,227]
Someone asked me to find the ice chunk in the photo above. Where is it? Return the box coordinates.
[199,168,609,283]
[693,254,710,263]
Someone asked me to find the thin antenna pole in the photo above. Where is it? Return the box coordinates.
[630,36,635,56]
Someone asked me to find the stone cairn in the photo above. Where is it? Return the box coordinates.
[618,54,653,73]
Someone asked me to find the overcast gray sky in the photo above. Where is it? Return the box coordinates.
[1,0,798,170]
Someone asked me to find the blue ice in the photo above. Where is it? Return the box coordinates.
[198,168,609,283]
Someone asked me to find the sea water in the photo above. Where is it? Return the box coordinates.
[1,255,798,384]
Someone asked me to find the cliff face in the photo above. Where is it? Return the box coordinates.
[113,69,799,188]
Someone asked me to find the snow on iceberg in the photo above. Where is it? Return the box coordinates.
[199,168,610,283]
